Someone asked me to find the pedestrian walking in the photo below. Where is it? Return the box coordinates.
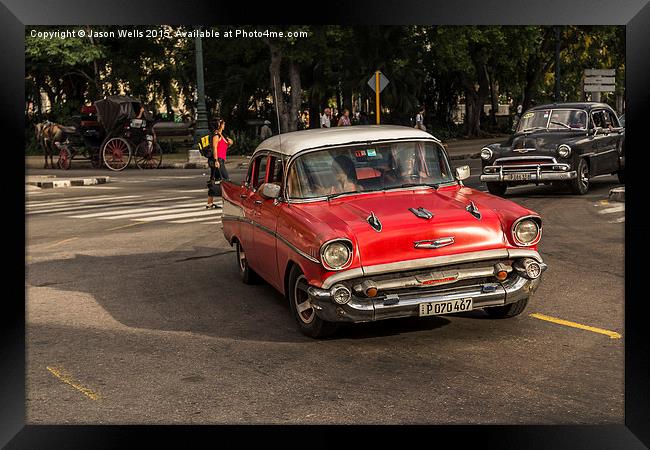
[260,120,273,140]
[414,107,426,131]
[320,107,332,128]
[337,109,351,126]
[206,118,233,209]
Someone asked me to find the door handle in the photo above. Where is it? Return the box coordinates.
[240,194,248,198]
[254,200,262,205]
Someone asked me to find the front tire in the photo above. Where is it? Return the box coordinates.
[617,170,624,184]
[486,182,507,196]
[288,266,338,338]
[569,158,590,194]
[485,298,529,319]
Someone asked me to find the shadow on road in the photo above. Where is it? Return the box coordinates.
[26,247,454,343]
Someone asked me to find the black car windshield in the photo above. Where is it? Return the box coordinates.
[286,141,455,200]
[517,109,587,132]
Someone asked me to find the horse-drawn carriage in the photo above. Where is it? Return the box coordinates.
[51,95,164,171]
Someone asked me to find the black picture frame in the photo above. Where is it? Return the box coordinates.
[6,0,649,447]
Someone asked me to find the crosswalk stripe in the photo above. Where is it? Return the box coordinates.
[169,215,224,224]
[599,205,625,214]
[27,196,193,215]
[26,194,127,207]
[70,201,205,218]
[134,209,222,222]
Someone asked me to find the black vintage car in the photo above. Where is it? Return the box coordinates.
[480,102,625,195]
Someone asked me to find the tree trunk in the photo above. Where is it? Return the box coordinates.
[264,38,289,133]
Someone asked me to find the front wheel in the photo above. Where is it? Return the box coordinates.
[569,158,590,194]
[288,266,338,338]
[617,170,625,184]
[134,139,162,169]
[486,182,507,196]
[484,298,529,319]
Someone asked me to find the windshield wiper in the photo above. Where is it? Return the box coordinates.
[325,191,359,200]
[397,182,440,189]
[549,121,571,129]
[521,126,545,133]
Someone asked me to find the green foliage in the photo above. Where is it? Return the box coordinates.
[25,25,625,151]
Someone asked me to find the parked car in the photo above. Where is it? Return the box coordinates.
[221,126,547,338]
[480,102,625,195]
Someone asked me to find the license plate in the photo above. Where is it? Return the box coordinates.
[419,298,473,316]
[504,173,531,181]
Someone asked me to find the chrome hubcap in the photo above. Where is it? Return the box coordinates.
[580,163,589,188]
[294,275,314,324]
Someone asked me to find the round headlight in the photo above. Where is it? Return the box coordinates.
[321,241,352,270]
[513,219,540,246]
[481,147,493,160]
[557,144,571,158]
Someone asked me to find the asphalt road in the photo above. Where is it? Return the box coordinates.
[25,161,625,424]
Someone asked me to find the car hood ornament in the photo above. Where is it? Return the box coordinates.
[414,236,455,249]
[466,201,481,219]
[409,207,434,220]
[367,211,382,232]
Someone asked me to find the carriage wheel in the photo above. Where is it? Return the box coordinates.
[102,137,132,171]
[134,140,162,169]
[57,147,72,170]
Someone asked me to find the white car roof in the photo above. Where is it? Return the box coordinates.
[252,125,440,158]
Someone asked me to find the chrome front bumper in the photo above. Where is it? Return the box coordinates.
[480,163,576,183]
[307,263,546,323]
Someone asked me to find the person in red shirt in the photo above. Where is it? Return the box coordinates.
[206,118,233,209]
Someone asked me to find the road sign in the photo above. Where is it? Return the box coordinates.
[583,69,615,93]
[368,71,389,93]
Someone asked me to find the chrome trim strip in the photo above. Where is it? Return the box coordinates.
[321,249,513,289]
[223,215,320,263]
[507,248,543,262]
[495,156,557,164]
[322,268,365,289]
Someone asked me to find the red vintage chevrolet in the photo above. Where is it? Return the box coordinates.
[222,126,546,338]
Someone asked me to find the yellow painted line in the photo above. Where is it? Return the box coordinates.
[106,221,146,231]
[46,366,101,400]
[530,313,622,339]
[42,237,78,249]
[599,200,610,205]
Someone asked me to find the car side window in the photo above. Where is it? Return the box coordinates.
[591,110,605,128]
[607,110,620,128]
[268,156,284,185]
[253,155,268,190]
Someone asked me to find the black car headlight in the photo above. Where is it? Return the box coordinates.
[480,147,493,160]
[557,144,572,158]
[320,240,353,271]
[512,218,541,246]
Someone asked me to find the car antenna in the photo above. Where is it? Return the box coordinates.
[272,77,282,150]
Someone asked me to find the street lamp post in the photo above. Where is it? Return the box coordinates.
[193,27,210,148]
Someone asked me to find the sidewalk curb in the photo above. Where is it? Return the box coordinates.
[608,186,625,203]
[449,152,480,161]
[26,176,110,189]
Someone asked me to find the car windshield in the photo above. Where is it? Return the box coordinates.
[517,109,587,132]
[286,141,455,200]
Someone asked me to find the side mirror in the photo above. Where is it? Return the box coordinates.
[455,165,470,181]
[259,183,281,200]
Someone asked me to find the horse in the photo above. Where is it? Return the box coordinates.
[35,121,67,169]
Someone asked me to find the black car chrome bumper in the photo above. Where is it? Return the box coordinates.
[480,163,577,182]
[307,261,546,323]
